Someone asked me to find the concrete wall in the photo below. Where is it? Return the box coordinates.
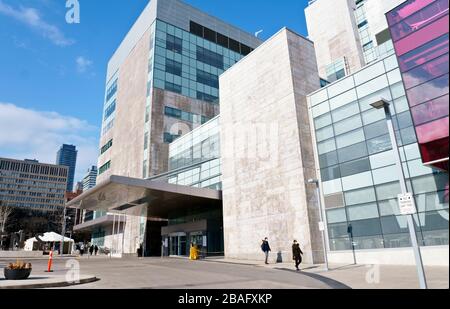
[328,246,449,266]
[98,29,151,184]
[149,88,219,176]
[305,0,365,77]
[220,28,322,264]
[365,0,406,42]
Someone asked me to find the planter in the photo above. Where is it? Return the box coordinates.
[4,268,32,280]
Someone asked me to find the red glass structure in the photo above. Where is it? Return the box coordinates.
[387,0,449,172]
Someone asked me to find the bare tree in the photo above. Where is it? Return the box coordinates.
[0,202,14,250]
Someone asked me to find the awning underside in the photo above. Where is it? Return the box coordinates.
[67,175,222,218]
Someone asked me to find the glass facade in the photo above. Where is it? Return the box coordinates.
[308,54,449,251]
[387,0,449,170]
[151,117,221,190]
[152,20,249,105]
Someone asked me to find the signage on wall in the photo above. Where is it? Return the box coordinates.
[398,193,417,215]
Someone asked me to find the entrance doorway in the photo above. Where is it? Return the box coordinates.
[169,233,187,256]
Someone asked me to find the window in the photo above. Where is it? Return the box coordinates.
[164,106,182,119]
[406,74,449,107]
[340,158,371,178]
[411,95,449,125]
[99,161,111,175]
[398,34,449,72]
[106,79,118,102]
[348,218,382,237]
[321,165,341,182]
[166,34,182,54]
[319,151,339,168]
[166,59,182,76]
[164,133,180,144]
[337,141,368,163]
[104,101,116,121]
[336,129,365,149]
[347,203,379,221]
[197,69,219,88]
[100,140,113,155]
[344,187,377,206]
[331,102,360,122]
[197,92,219,104]
[144,132,149,150]
[327,208,347,224]
[316,126,334,142]
[403,54,449,90]
[189,21,253,56]
[197,46,224,69]
[364,120,388,140]
[367,134,392,155]
[334,115,362,136]
[165,81,182,94]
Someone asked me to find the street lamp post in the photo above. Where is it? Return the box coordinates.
[60,205,67,256]
[308,179,329,271]
[371,99,428,289]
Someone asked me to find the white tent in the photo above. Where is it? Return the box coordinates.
[25,232,74,252]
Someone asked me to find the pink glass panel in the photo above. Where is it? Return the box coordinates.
[403,53,449,89]
[411,95,450,125]
[390,0,449,42]
[406,74,449,106]
[399,34,449,72]
[416,116,449,143]
[387,0,438,25]
[394,15,449,56]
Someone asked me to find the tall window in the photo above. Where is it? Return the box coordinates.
[166,59,182,76]
[166,34,182,54]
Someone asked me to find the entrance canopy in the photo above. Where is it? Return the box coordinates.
[66,175,222,218]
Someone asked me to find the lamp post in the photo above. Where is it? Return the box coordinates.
[308,179,329,271]
[370,99,428,289]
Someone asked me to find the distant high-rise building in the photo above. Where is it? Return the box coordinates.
[56,144,77,191]
[82,166,98,192]
[0,157,68,211]
[75,181,84,192]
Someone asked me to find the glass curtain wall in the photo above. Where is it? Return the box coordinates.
[309,53,449,251]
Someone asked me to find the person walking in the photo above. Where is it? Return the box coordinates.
[292,240,304,271]
[89,244,94,256]
[261,238,271,265]
[94,245,99,256]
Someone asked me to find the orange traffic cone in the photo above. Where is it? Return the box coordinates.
[46,250,54,273]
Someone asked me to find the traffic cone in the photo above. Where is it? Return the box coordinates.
[46,250,54,273]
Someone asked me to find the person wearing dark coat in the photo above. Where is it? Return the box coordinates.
[261,238,271,265]
[292,240,304,271]
[89,245,94,256]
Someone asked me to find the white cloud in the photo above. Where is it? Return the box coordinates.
[0,102,99,189]
[0,0,74,46]
[76,56,93,73]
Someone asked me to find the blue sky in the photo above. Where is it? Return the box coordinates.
[0,0,309,185]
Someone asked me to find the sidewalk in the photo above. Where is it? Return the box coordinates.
[201,258,449,289]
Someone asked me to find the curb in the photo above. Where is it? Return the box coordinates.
[0,276,99,289]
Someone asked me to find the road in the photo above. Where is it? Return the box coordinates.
[0,257,346,289]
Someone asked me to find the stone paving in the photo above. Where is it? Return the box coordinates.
[0,256,447,289]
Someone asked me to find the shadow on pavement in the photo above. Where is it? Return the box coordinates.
[275,268,352,289]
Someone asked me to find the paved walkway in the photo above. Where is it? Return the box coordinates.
[202,258,449,289]
[0,256,447,289]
